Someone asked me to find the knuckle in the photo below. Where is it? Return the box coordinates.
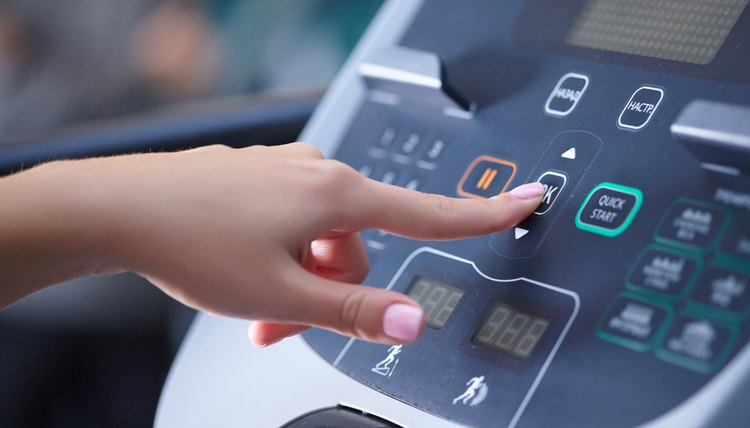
[293,142,324,159]
[317,160,361,196]
[338,288,368,338]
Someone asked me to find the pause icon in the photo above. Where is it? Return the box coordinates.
[476,168,498,190]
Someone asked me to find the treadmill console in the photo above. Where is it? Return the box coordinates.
[156,1,750,427]
[301,0,750,426]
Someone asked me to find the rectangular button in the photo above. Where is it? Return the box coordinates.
[656,314,737,374]
[576,182,643,237]
[596,294,671,352]
[618,86,664,131]
[688,265,750,319]
[717,214,750,266]
[544,73,589,117]
[458,155,517,199]
[626,246,701,299]
[655,199,730,253]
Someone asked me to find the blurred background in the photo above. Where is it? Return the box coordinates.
[0,0,382,427]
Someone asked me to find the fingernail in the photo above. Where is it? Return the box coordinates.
[509,182,545,200]
[383,304,423,342]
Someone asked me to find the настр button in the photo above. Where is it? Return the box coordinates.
[576,182,643,237]
[618,86,664,131]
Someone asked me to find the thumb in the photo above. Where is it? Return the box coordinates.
[281,267,425,344]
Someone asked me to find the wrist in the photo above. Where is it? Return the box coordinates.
[10,159,123,277]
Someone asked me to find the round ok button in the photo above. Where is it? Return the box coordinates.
[533,171,568,216]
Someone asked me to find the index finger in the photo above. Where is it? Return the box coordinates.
[337,175,545,240]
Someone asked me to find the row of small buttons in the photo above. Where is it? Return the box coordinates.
[358,127,450,251]
[598,198,749,374]
[366,126,447,170]
[545,72,664,131]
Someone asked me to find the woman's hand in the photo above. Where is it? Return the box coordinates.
[0,143,544,346]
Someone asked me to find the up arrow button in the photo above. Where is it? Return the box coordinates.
[561,147,576,160]
[514,227,529,240]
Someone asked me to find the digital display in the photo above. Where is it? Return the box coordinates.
[566,0,749,65]
[407,277,464,329]
[472,303,550,360]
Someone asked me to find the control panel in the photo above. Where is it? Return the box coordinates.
[300,0,750,426]
[155,1,750,427]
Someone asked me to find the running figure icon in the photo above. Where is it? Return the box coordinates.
[452,375,489,407]
[371,344,403,377]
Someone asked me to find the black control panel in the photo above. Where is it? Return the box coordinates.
[302,1,750,426]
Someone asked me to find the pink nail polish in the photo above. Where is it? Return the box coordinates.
[509,182,545,200]
[383,304,423,342]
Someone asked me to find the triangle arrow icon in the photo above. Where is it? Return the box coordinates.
[561,147,576,159]
[514,227,529,240]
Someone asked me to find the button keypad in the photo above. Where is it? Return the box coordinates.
[600,195,745,374]
[359,126,449,252]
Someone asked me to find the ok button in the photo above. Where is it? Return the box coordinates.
[534,171,568,216]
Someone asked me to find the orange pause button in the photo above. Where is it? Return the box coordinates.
[458,155,517,199]
[476,168,498,190]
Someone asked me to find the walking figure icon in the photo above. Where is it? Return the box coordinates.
[452,375,488,407]
[371,345,402,377]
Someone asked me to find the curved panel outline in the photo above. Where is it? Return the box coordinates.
[332,246,580,428]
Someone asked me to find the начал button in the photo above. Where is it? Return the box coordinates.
[688,265,750,319]
[655,199,730,253]
[656,314,737,374]
[596,294,671,352]
[618,86,664,131]
[458,155,517,199]
[626,246,701,299]
[576,182,643,237]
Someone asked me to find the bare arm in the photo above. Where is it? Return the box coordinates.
[0,143,544,345]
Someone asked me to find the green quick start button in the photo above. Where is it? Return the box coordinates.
[576,182,643,237]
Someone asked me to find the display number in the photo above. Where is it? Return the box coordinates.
[472,303,549,359]
[407,277,465,329]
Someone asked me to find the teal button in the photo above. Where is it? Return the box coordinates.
[596,292,672,352]
[655,311,738,374]
[654,198,730,254]
[576,182,643,237]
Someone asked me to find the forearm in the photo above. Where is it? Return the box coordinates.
[0,160,114,308]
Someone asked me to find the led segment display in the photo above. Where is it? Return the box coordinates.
[472,303,550,359]
[407,277,464,329]
[566,0,749,65]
